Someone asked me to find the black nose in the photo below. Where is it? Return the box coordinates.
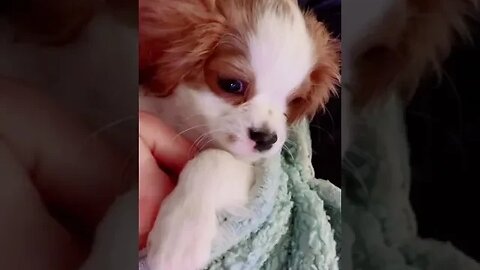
[249,128,278,152]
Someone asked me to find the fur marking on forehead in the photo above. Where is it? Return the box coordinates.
[247,7,315,97]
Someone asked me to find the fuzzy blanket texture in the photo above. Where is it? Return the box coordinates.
[342,93,480,270]
[139,119,341,270]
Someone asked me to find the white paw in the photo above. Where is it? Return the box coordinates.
[146,148,253,270]
[146,194,217,270]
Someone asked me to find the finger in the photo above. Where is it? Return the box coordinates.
[139,111,196,175]
[0,79,126,231]
[139,137,174,249]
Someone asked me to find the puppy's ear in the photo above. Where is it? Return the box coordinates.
[287,12,340,124]
[351,45,404,107]
[139,0,225,96]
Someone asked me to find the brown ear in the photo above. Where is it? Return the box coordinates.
[139,0,225,96]
[287,12,340,124]
[351,44,404,107]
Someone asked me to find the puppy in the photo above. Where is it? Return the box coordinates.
[139,0,340,269]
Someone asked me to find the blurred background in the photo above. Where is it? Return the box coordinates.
[407,17,480,261]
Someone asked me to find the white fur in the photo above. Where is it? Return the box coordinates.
[142,4,317,270]
[140,8,314,162]
[146,149,253,270]
[249,10,315,101]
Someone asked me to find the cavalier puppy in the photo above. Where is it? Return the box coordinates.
[139,0,340,269]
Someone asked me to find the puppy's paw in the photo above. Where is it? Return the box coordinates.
[146,195,216,270]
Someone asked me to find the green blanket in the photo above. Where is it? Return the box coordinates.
[207,119,341,270]
[139,119,341,270]
[342,93,480,270]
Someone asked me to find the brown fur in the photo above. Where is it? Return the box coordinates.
[204,45,254,105]
[287,11,340,124]
[352,0,479,107]
[139,0,227,96]
[139,0,340,124]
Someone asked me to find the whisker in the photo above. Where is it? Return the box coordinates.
[83,115,136,144]
[182,113,206,121]
[285,139,295,150]
[171,124,209,142]
[310,124,335,142]
[342,157,357,173]
[189,134,207,159]
[195,134,212,151]
[442,70,463,132]
[282,144,295,161]
[199,138,215,152]
[285,138,295,144]
[188,129,227,157]
[324,107,335,128]
[119,150,136,187]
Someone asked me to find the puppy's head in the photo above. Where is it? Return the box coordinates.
[140,0,339,161]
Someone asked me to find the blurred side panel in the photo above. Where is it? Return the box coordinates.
[0,1,138,269]
[342,0,480,269]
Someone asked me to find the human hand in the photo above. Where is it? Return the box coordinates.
[0,77,129,269]
[138,111,194,249]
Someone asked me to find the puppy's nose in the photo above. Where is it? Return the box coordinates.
[249,128,278,152]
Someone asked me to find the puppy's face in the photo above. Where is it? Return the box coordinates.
[140,0,339,161]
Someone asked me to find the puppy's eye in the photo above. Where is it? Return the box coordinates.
[217,78,246,94]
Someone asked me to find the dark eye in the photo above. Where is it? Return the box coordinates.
[217,78,246,94]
